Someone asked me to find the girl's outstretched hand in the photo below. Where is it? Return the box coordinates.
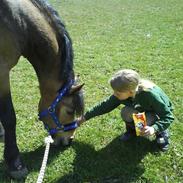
[77,116,86,126]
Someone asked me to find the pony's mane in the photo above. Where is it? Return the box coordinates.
[30,0,84,114]
[30,0,74,82]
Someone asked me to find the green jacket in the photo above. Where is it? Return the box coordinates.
[84,86,174,132]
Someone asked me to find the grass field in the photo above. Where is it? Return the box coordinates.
[0,0,183,182]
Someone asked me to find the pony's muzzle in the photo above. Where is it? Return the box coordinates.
[52,133,74,147]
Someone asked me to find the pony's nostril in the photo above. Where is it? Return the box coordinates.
[51,136,74,147]
[52,138,62,147]
[61,136,74,146]
[68,138,73,145]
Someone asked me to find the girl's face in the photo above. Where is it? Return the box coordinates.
[113,90,135,100]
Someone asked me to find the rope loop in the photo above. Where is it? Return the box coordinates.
[36,136,54,183]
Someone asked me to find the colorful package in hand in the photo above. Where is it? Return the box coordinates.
[133,112,147,136]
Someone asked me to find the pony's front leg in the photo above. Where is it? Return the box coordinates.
[0,120,4,142]
[0,74,28,179]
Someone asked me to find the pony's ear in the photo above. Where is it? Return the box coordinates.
[69,83,84,94]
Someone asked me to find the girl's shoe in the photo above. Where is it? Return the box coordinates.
[120,131,136,141]
[156,130,170,151]
[120,122,136,141]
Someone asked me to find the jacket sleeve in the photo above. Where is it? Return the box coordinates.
[84,95,121,121]
[147,92,174,132]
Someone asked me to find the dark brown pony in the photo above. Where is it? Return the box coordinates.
[0,0,84,179]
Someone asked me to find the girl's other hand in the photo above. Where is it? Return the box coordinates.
[141,126,155,136]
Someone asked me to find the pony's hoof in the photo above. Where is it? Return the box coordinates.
[8,156,28,179]
[9,166,28,180]
[0,123,4,143]
[0,135,4,143]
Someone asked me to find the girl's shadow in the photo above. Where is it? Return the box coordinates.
[54,136,159,183]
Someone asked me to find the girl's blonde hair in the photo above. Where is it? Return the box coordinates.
[110,69,155,92]
[138,79,156,91]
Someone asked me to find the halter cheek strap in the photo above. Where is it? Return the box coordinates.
[38,80,78,135]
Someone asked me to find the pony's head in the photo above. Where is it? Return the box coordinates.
[39,80,84,146]
[29,0,85,146]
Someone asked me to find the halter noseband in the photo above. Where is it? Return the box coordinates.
[38,80,78,135]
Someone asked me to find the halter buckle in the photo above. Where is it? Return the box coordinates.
[48,106,55,114]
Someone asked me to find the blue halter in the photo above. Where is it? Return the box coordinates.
[38,80,78,135]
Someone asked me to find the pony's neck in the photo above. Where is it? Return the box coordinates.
[22,0,74,110]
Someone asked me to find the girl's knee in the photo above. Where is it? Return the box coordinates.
[121,106,138,123]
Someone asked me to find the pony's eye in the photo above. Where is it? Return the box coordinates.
[66,110,74,115]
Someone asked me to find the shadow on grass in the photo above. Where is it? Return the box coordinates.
[0,137,160,183]
[54,136,160,183]
[0,144,66,182]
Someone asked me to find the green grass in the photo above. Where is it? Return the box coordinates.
[0,0,183,182]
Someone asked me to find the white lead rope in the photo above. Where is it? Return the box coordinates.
[36,136,54,183]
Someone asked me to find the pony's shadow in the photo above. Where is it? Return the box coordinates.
[0,136,159,183]
[0,143,65,182]
[55,136,159,183]
[23,145,66,171]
